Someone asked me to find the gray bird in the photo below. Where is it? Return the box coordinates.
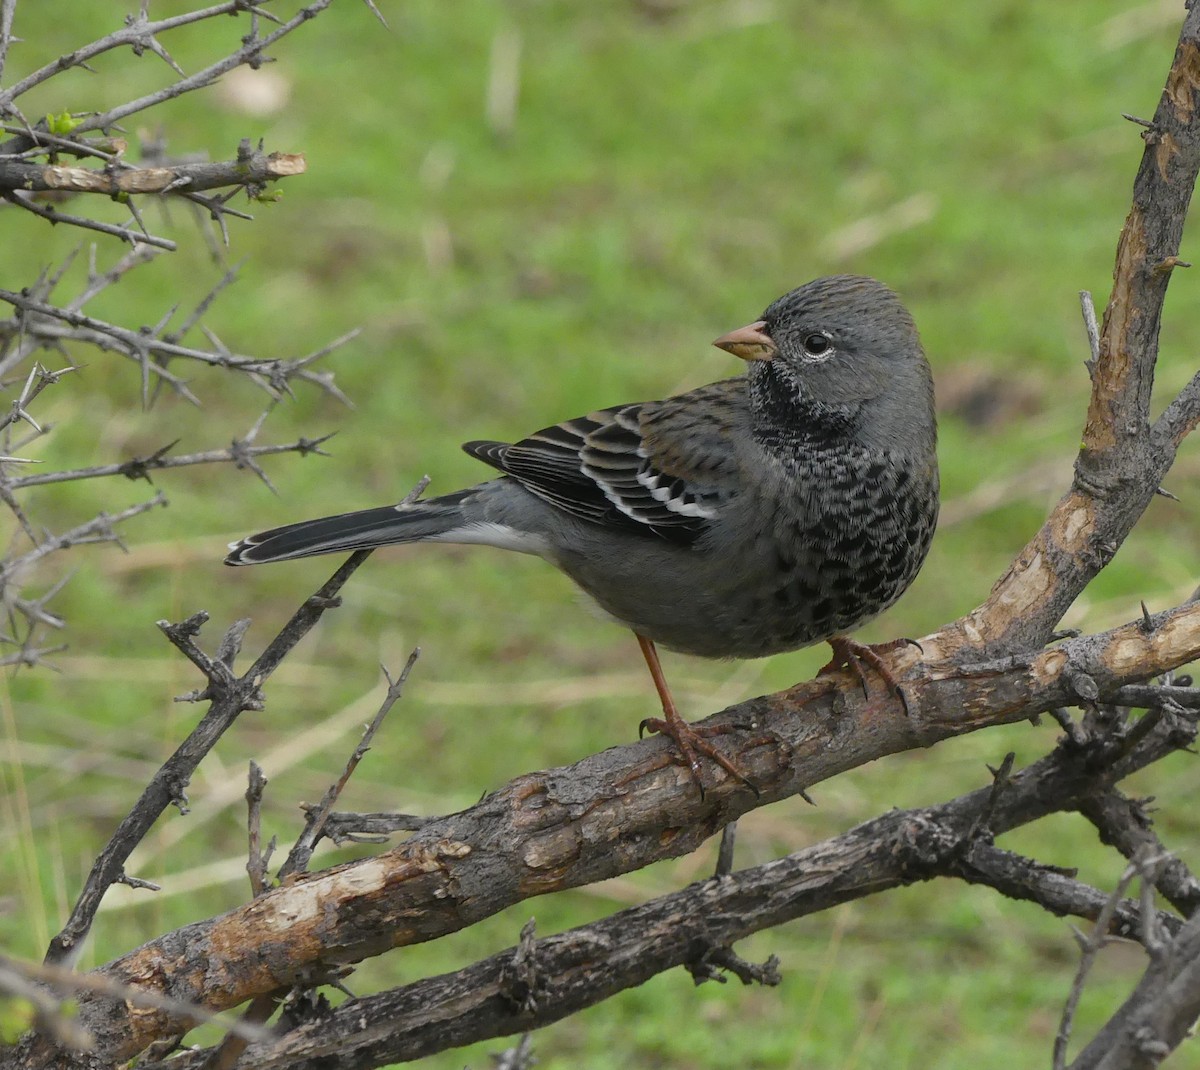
[226,275,939,792]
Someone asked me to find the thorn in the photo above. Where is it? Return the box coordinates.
[1154,255,1191,274]
[1155,485,1180,501]
[1122,113,1156,129]
[1140,601,1155,633]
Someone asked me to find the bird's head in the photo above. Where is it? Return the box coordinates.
[714,275,935,451]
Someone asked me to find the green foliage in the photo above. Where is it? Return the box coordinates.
[43,110,81,136]
[2,2,1198,1068]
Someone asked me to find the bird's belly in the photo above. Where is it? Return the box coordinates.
[550,512,933,660]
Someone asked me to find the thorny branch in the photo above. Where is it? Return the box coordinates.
[278,648,422,881]
[7,429,336,491]
[0,199,351,667]
[0,284,355,402]
[132,702,1196,1070]
[9,2,1200,1070]
[44,544,376,967]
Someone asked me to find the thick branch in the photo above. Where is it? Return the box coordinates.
[126,720,1191,1070]
[936,6,1200,659]
[47,603,1200,1060]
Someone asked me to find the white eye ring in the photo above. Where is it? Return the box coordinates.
[802,332,833,359]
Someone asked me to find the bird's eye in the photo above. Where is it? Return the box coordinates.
[803,333,831,357]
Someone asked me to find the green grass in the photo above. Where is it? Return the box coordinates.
[3,1,1199,1066]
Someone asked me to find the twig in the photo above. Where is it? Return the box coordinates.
[245,761,271,898]
[1055,857,1143,1070]
[302,809,430,845]
[44,547,376,966]
[8,432,335,489]
[1076,790,1200,917]
[0,0,16,86]
[0,493,167,585]
[74,2,336,136]
[1079,289,1100,371]
[0,285,347,400]
[1064,853,1200,1070]
[1,3,294,110]
[1,188,178,249]
[278,648,420,880]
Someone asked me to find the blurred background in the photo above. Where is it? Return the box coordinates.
[3,1,1199,1067]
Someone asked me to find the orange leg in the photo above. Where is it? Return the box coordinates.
[635,634,758,797]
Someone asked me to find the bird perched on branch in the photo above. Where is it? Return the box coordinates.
[226,275,939,794]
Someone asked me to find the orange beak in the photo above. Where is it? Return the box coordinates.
[712,320,777,362]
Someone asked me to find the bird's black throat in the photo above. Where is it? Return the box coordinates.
[747,363,860,456]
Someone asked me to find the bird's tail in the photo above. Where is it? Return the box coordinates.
[224,490,473,566]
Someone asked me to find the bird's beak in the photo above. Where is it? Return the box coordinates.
[712,320,777,362]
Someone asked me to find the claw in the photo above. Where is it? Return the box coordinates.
[635,634,759,797]
[819,635,918,716]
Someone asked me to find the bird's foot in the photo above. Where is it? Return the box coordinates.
[819,635,921,716]
[639,714,760,799]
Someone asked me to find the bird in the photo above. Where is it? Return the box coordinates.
[226,274,939,794]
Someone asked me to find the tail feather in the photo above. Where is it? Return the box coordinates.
[225,492,471,565]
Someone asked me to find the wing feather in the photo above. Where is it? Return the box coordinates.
[461,383,745,544]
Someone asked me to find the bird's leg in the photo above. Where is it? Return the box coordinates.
[819,635,921,716]
[635,634,758,795]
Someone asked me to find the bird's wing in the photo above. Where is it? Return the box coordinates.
[462,382,745,544]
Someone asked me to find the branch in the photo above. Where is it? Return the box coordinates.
[0,3,326,119]
[0,285,353,401]
[43,548,375,966]
[278,649,421,881]
[1076,790,1200,919]
[132,730,1190,1070]
[1068,860,1200,1069]
[41,612,1200,1061]
[934,4,1200,659]
[6,431,335,489]
[0,143,305,196]
[76,2,336,136]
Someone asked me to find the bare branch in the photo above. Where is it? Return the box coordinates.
[74,2,336,136]
[1055,859,1140,1070]
[0,2,284,108]
[1077,790,1200,917]
[1067,864,1200,1069]
[933,4,1200,660]
[0,141,305,197]
[278,648,421,881]
[0,284,349,401]
[44,547,375,966]
[133,755,1186,1070]
[0,492,167,584]
[7,432,334,489]
[47,626,1199,1060]
[245,761,272,898]
[2,190,177,249]
[0,0,17,86]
